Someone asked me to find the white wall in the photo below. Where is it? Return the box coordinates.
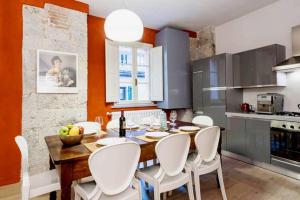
[215,0,300,112]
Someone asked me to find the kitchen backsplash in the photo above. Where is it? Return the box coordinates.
[243,70,300,112]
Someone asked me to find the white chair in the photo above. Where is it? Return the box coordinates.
[106,119,119,129]
[15,136,60,200]
[74,142,142,200]
[186,126,227,200]
[192,116,213,126]
[74,121,100,135]
[136,134,194,200]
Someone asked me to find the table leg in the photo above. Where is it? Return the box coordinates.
[60,162,73,200]
[49,156,57,200]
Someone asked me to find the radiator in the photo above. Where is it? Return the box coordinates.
[111,109,162,124]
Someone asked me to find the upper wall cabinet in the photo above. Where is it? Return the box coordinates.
[233,44,286,88]
[156,27,191,109]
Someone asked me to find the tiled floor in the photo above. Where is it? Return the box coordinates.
[1,156,300,200]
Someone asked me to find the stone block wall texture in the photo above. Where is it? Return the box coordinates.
[22,4,87,174]
[190,26,216,61]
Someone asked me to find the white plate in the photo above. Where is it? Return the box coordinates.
[126,124,139,129]
[74,122,100,135]
[179,126,200,132]
[145,132,169,139]
[96,137,127,146]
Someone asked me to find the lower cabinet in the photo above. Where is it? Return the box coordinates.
[227,117,247,156]
[227,117,271,163]
[246,119,270,163]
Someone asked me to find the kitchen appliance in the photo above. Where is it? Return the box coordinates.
[273,25,300,72]
[240,103,254,113]
[257,93,284,114]
[270,119,300,173]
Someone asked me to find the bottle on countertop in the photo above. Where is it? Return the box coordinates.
[119,110,126,137]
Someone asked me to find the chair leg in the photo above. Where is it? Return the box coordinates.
[216,173,220,188]
[168,190,172,196]
[187,176,195,200]
[74,193,81,200]
[193,171,201,200]
[217,166,227,200]
[154,186,160,200]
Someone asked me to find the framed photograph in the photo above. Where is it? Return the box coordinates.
[37,49,78,93]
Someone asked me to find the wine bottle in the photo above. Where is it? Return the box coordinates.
[119,110,126,137]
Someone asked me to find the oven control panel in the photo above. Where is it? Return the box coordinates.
[271,120,300,132]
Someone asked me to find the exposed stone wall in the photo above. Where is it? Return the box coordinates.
[178,26,216,122]
[22,4,87,174]
[190,26,216,61]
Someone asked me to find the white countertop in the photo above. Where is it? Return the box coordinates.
[225,112,300,122]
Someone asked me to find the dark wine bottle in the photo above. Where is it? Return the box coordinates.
[119,110,126,137]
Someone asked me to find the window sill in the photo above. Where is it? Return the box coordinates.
[112,102,157,109]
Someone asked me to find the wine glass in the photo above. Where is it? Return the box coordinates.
[95,116,104,137]
[170,110,177,128]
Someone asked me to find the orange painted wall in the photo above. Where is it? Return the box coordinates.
[0,0,23,186]
[87,16,159,125]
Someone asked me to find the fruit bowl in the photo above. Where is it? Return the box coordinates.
[58,125,84,146]
[59,134,83,146]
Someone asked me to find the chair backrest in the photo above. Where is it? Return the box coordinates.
[106,119,119,129]
[15,136,29,179]
[74,121,100,134]
[194,126,220,163]
[155,134,190,176]
[89,142,141,195]
[192,115,213,126]
[15,136,30,200]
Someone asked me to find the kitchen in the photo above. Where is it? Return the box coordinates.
[1,0,300,200]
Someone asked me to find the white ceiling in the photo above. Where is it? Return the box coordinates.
[78,0,278,31]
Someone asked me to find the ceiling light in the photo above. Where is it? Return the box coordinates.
[104,9,144,42]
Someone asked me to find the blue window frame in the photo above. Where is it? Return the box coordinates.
[137,71,145,78]
[120,70,132,78]
[120,87,126,100]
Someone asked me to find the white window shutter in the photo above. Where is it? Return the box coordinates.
[150,46,163,101]
[105,39,119,102]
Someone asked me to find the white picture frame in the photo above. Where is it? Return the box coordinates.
[37,49,78,93]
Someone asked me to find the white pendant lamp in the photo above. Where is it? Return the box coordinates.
[104,9,144,42]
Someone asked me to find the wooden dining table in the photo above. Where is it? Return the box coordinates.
[45,121,225,200]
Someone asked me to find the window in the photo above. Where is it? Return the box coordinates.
[105,39,163,106]
[118,43,152,104]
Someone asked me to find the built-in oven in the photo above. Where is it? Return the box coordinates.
[270,120,300,173]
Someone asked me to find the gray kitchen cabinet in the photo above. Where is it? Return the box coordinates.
[192,53,242,114]
[226,117,247,156]
[203,90,226,127]
[192,71,204,112]
[246,119,271,163]
[193,54,230,89]
[233,44,286,88]
[156,27,191,109]
[203,55,227,88]
[227,117,271,163]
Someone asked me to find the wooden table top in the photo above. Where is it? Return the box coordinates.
[45,121,225,165]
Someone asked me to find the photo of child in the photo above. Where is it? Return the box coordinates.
[37,50,78,93]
